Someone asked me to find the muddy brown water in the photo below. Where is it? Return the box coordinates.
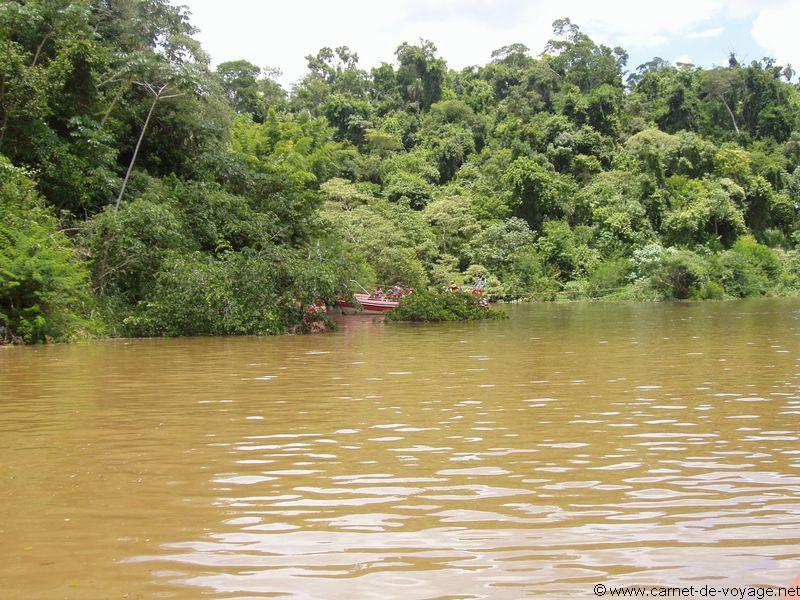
[1,299,799,599]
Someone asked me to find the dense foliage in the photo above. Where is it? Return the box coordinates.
[0,158,90,342]
[1,3,799,342]
[386,291,507,322]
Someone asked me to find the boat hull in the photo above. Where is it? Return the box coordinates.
[336,293,399,315]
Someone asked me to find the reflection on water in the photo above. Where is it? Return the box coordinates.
[1,299,799,598]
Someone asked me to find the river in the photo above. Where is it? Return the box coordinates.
[1,299,799,598]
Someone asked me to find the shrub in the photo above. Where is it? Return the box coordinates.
[122,252,285,337]
[694,281,724,300]
[123,244,354,337]
[648,249,709,300]
[81,197,190,303]
[629,243,664,281]
[0,158,92,343]
[386,291,507,322]
[503,249,560,300]
[720,236,782,297]
[777,250,800,294]
[535,220,599,280]
[586,257,632,298]
[558,280,588,301]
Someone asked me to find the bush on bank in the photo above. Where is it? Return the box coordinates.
[386,291,507,322]
[0,159,94,343]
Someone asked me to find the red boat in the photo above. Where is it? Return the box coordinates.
[336,293,399,315]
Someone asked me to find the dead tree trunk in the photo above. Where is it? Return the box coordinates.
[114,82,183,211]
[718,94,740,135]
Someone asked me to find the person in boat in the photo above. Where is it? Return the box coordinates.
[389,282,404,298]
[478,297,490,310]
[449,282,460,293]
[371,287,384,299]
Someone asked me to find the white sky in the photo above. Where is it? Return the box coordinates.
[181,0,800,86]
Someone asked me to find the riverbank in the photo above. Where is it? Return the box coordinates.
[5,288,800,347]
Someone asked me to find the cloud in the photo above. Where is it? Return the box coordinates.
[617,33,671,48]
[178,0,788,86]
[751,1,800,66]
[686,27,724,39]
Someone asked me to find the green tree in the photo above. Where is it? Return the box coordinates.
[395,40,447,112]
[216,60,286,120]
[506,156,576,230]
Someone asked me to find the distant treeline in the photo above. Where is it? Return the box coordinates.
[1,2,799,343]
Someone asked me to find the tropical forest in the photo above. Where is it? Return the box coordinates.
[2,0,800,344]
